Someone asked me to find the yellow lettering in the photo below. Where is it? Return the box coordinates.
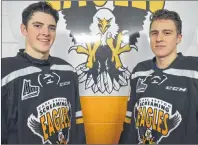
[79,1,86,7]
[46,112,55,137]
[150,1,165,13]
[52,109,61,132]
[40,115,48,141]
[114,1,128,7]
[140,107,146,127]
[132,1,146,10]
[47,1,61,10]
[64,108,70,127]
[63,1,71,9]
[152,108,157,130]
[61,107,68,128]
[136,107,142,127]
[146,107,153,128]
[48,0,165,13]
[93,1,107,7]
[157,110,163,133]
[162,113,169,136]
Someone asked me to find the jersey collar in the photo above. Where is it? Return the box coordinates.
[18,49,52,65]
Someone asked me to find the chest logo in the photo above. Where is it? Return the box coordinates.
[21,79,40,101]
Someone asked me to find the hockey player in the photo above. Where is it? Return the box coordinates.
[1,2,85,144]
[119,9,198,144]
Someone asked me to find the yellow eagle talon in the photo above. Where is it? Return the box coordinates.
[107,32,131,69]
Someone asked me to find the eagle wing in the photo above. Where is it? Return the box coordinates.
[165,111,182,134]
[61,2,97,43]
[154,111,182,143]
[112,2,148,47]
[27,114,43,138]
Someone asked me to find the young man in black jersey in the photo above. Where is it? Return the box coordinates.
[119,9,198,144]
[1,2,85,144]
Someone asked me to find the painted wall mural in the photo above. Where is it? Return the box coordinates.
[47,1,164,144]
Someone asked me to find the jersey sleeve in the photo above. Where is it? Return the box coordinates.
[194,65,198,143]
[1,85,9,144]
[1,58,10,144]
[192,58,198,143]
[73,72,86,144]
[185,59,198,143]
[119,66,138,144]
[1,58,19,144]
[195,79,198,143]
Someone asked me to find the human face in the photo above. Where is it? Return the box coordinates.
[149,19,182,59]
[21,11,57,57]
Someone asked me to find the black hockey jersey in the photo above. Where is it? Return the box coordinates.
[119,53,198,144]
[1,49,86,144]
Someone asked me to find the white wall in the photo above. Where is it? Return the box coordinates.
[2,1,198,59]
[2,1,19,57]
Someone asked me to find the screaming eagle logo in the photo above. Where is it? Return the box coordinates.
[27,98,71,144]
[134,97,182,144]
[48,1,164,94]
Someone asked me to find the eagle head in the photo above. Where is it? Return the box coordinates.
[90,8,119,45]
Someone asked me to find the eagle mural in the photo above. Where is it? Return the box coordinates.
[50,1,164,94]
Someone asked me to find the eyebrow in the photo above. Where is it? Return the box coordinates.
[150,29,173,33]
[163,29,173,32]
[32,21,44,25]
[32,21,56,28]
[150,30,158,33]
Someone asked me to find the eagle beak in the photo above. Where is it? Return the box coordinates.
[99,19,110,34]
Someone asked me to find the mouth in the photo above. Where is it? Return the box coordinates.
[38,38,50,42]
[155,45,165,48]
[38,38,50,45]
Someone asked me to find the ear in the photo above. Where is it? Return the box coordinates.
[20,23,28,36]
[176,34,182,44]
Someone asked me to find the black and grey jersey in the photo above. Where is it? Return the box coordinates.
[119,53,198,144]
[1,49,86,144]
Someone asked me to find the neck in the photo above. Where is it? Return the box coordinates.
[156,51,178,69]
[25,45,49,60]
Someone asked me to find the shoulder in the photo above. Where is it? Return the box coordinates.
[133,59,153,72]
[50,57,75,72]
[1,56,24,79]
[180,55,198,71]
[131,59,154,80]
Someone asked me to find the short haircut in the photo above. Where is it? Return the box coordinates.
[22,2,59,26]
[150,9,182,35]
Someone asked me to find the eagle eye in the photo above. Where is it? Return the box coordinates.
[98,24,102,28]
[107,24,110,28]
[97,17,101,22]
[107,18,113,23]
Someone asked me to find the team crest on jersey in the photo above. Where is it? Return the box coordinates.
[21,79,40,101]
[27,98,72,144]
[48,1,165,94]
[136,74,168,93]
[134,97,182,144]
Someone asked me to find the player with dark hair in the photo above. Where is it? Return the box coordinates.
[1,2,85,144]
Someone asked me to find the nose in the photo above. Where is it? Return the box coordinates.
[156,33,163,42]
[41,27,50,36]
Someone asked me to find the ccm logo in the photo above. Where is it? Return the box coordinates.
[166,86,187,92]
